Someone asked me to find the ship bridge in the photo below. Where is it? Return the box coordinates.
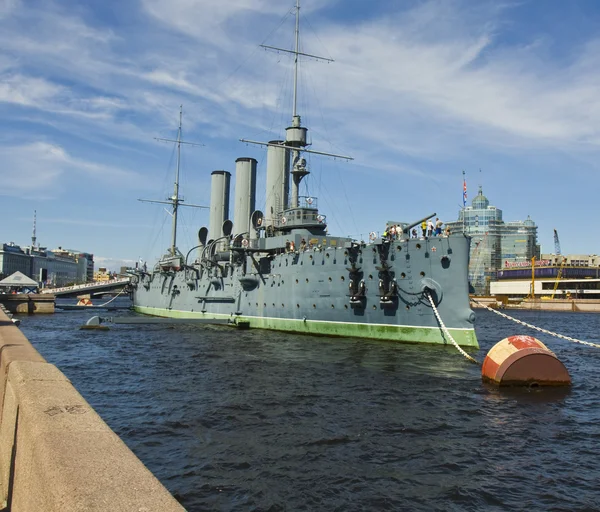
[278,196,327,232]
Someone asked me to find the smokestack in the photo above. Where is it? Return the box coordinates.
[209,170,231,243]
[233,158,257,238]
[264,141,289,226]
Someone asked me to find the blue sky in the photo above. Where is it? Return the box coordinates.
[1,0,599,270]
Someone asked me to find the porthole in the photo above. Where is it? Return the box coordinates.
[306,278,309,283]
[340,276,345,281]
[420,271,425,277]
[396,246,402,251]
[331,304,335,309]
[263,303,266,307]
[401,272,406,278]
[328,277,332,282]
[313,304,317,309]
[372,305,377,310]
[297,304,300,308]
[326,253,330,258]
[344,304,348,309]
[416,243,421,249]
[368,274,373,280]
[281,303,284,308]
[296,279,299,284]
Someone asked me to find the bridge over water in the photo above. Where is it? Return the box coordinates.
[40,277,130,298]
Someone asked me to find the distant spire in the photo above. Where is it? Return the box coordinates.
[32,210,37,248]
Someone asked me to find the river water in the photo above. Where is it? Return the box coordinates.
[15,300,600,511]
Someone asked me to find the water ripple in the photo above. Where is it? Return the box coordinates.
[15,301,600,511]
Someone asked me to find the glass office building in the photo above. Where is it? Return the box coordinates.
[446,187,539,294]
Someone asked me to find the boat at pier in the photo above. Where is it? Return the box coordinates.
[131,1,478,347]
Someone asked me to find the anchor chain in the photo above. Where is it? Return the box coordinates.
[426,292,479,364]
[472,298,600,349]
[97,287,128,307]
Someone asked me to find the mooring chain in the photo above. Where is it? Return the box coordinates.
[472,298,600,350]
[97,287,128,307]
[426,292,479,364]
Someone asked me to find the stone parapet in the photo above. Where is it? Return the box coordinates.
[0,311,185,511]
[0,294,55,314]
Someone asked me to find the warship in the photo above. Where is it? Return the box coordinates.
[131,1,478,348]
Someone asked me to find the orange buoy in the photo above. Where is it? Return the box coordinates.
[482,335,571,387]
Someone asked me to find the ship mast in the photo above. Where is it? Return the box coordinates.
[170,106,183,255]
[241,0,351,212]
[139,106,207,257]
[292,0,300,119]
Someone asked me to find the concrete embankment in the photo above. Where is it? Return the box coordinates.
[0,310,185,511]
[0,294,55,314]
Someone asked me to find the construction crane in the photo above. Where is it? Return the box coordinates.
[528,256,536,299]
[550,257,567,299]
[554,229,561,256]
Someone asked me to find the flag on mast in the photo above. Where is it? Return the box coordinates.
[462,170,467,207]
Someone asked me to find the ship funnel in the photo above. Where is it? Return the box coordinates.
[233,157,257,239]
[209,170,231,244]
[264,141,289,227]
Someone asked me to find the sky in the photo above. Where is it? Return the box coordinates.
[2,0,600,270]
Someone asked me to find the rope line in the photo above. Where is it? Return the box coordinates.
[472,298,600,349]
[97,287,128,307]
[426,292,479,364]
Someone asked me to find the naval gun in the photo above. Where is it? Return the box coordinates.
[402,213,437,235]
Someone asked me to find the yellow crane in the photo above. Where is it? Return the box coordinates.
[528,256,536,299]
[550,257,567,299]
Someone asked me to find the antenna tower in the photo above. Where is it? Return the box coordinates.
[32,210,37,249]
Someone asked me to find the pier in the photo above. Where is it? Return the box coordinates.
[0,310,183,511]
[0,293,55,314]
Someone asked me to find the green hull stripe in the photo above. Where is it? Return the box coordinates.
[133,306,479,348]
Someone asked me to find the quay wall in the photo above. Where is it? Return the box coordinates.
[0,310,185,511]
[0,294,55,314]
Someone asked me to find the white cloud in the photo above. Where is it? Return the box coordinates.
[0,142,144,199]
[0,74,64,107]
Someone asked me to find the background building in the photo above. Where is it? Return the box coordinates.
[0,243,31,279]
[0,242,94,287]
[446,186,539,295]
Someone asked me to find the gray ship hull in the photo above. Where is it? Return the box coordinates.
[132,234,478,347]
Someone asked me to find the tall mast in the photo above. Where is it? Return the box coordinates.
[292,0,300,118]
[139,106,208,257]
[242,2,351,217]
[171,105,183,256]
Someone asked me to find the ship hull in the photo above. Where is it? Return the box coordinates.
[132,235,479,348]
